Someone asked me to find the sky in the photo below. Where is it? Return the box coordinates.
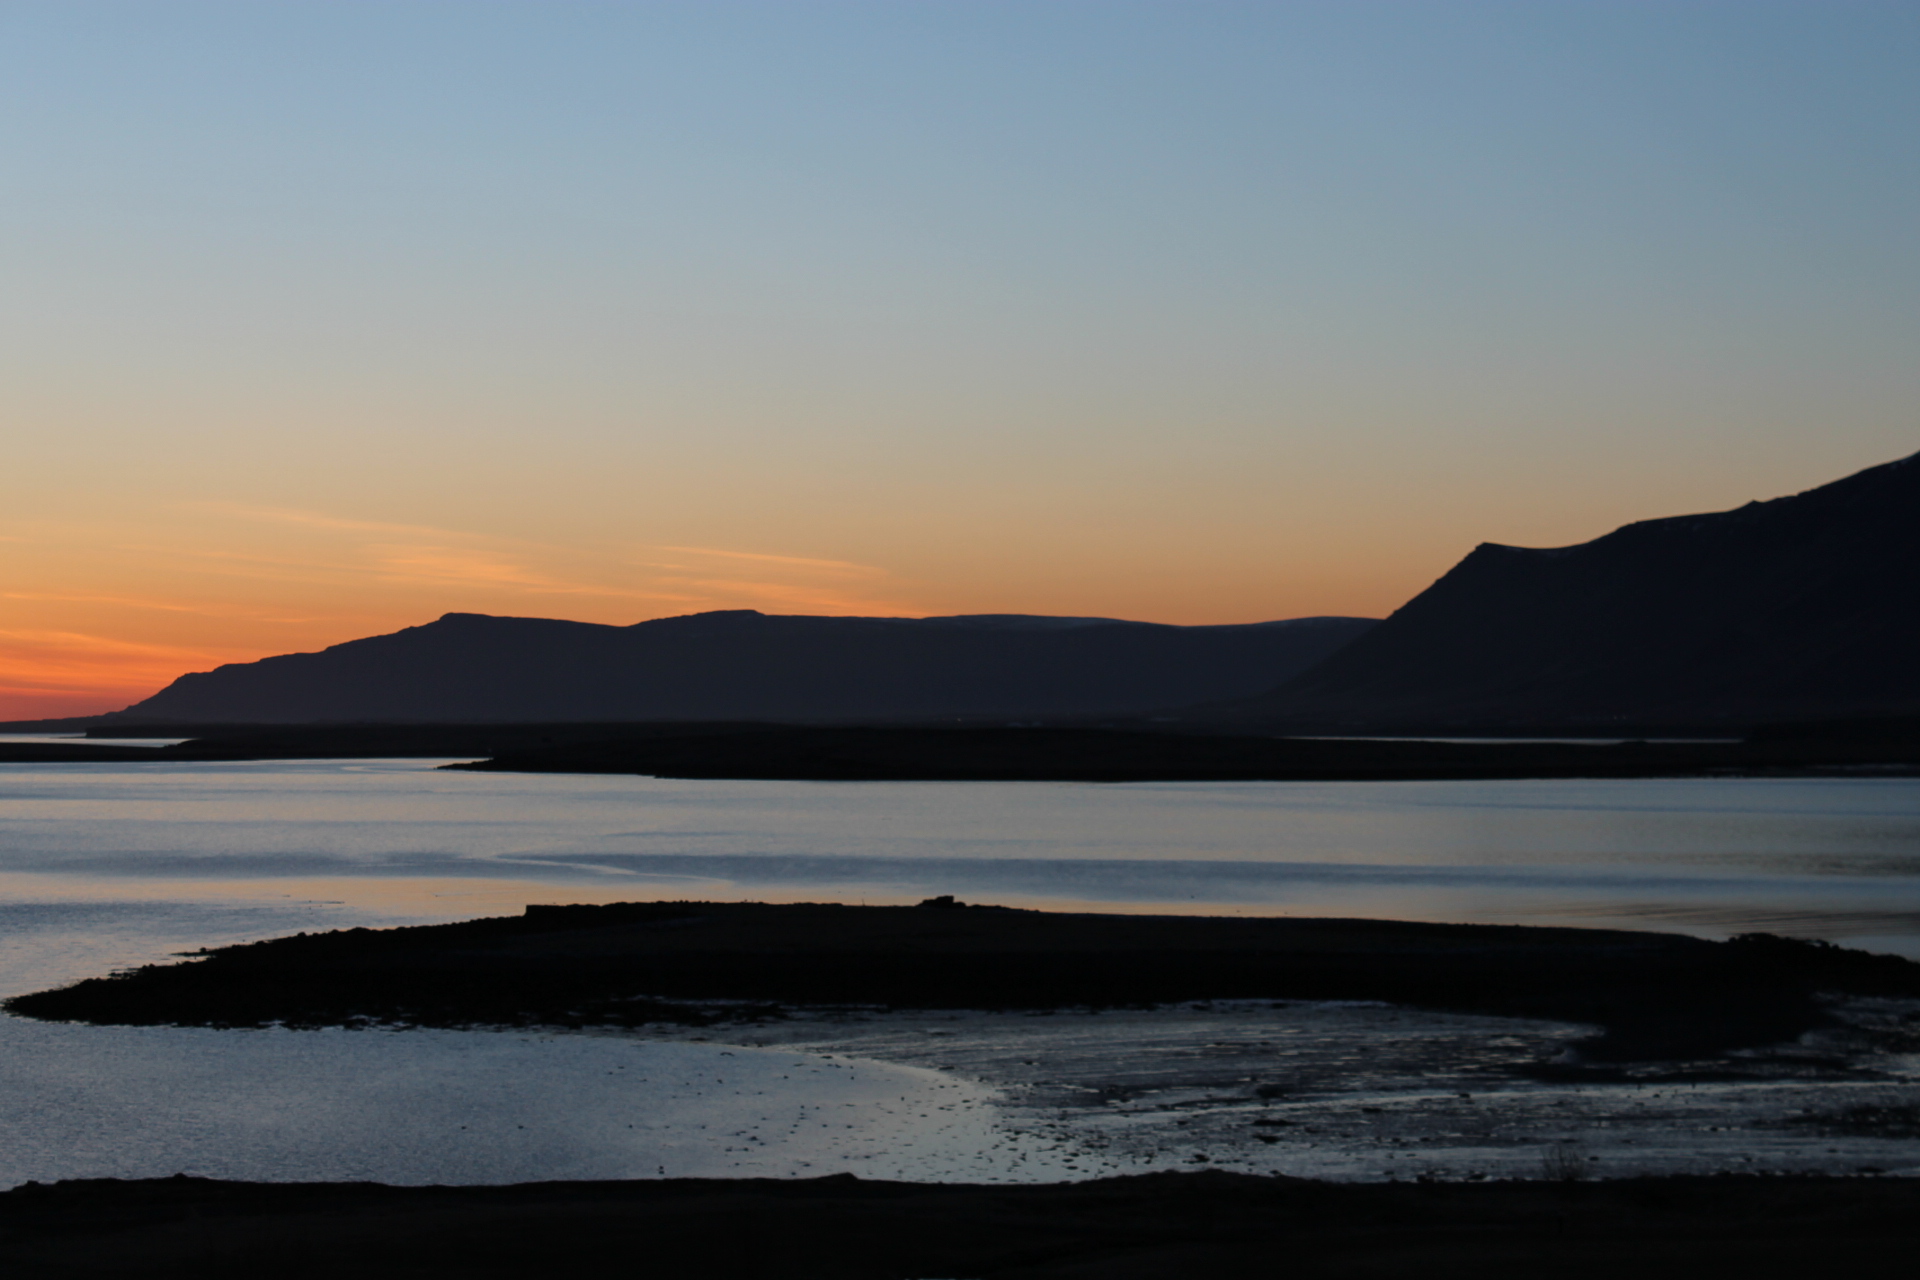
[3,0,1917,718]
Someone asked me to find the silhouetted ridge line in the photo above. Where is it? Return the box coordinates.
[1208,449,1920,729]
[106,610,1376,724]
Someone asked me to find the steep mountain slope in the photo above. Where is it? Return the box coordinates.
[1211,450,1920,729]
[111,611,1376,724]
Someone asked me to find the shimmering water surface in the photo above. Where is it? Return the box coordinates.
[1,750,1916,1187]
[2,751,1917,969]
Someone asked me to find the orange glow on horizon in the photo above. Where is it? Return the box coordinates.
[0,628,248,720]
[4,450,1907,721]
[0,497,1415,719]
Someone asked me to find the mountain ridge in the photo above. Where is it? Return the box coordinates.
[109,610,1376,724]
[1205,449,1920,728]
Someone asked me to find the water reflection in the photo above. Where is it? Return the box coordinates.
[0,757,1916,979]
[0,1018,1066,1187]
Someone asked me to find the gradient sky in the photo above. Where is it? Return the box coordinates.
[4,1,1917,717]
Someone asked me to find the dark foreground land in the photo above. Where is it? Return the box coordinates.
[13,901,1919,1064]
[4,718,1918,779]
[7,1169,1920,1279]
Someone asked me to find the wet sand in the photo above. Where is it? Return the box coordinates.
[644,997,1920,1182]
[0,1018,1080,1188]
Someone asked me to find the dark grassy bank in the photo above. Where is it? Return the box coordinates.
[5,719,1917,779]
[12,901,1918,1063]
[6,1170,1919,1280]
[0,741,190,762]
[0,721,781,762]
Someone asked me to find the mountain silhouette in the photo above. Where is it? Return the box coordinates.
[1209,450,1920,729]
[110,611,1376,724]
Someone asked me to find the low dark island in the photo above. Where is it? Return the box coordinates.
[12,900,1919,1064]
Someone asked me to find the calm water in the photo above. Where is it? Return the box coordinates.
[1,752,1917,982]
[1,751,1916,1188]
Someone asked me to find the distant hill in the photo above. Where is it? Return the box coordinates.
[106,611,1377,724]
[1206,450,1920,730]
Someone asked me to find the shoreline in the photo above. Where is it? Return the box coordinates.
[617,995,1920,1183]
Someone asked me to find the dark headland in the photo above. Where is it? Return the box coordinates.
[14,900,1919,1065]
[1203,448,1920,730]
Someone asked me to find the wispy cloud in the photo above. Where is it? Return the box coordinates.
[0,591,319,623]
[180,503,465,541]
[175,505,921,615]
[630,544,911,613]
[648,545,887,575]
[0,628,240,697]
[367,546,695,601]
[0,507,930,714]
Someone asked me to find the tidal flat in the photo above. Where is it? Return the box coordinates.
[11,900,1920,1186]
[643,997,1920,1183]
